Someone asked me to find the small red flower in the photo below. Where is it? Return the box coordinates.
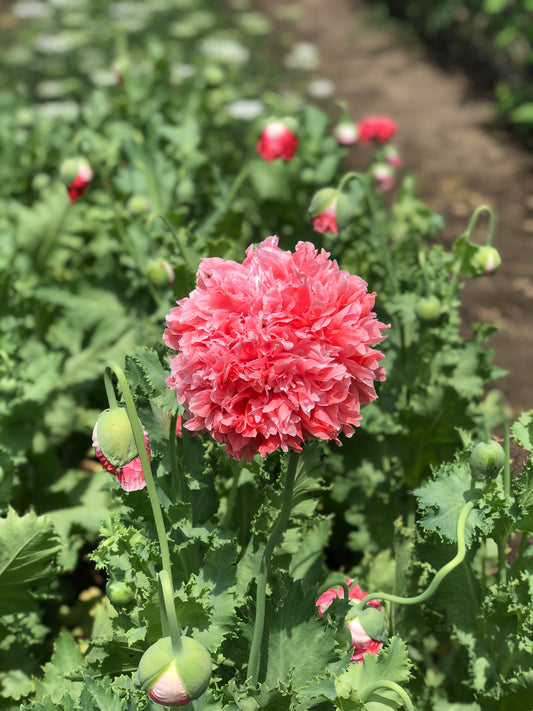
[317,580,385,662]
[60,157,93,203]
[357,116,397,143]
[257,120,298,161]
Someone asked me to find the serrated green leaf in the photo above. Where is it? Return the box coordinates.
[334,636,412,710]
[512,411,533,452]
[261,578,339,691]
[0,508,62,615]
[414,460,484,544]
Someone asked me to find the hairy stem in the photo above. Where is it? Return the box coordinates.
[247,450,299,686]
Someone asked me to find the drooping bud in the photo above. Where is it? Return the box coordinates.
[317,581,386,663]
[308,187,356,234]
[334,120,358,147]
[471,245,501,276]
[60,157,93,203]
[470,440,505,481]
[256,118,298,162]
[384,143,402,168]
[345,603,388,662]
[372,162,395,191]
[92,408,150,492]
[147,260,175,287]
[134,636,212,707]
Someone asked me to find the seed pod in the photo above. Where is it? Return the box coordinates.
[106,580,135,607]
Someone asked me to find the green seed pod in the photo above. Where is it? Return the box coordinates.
[134,636,212,706]
[416,295,441,322]
[470,440,505,481]
[95,408,138,468]
[106,580,135,607]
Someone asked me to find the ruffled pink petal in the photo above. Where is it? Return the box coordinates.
[164,237,388,461]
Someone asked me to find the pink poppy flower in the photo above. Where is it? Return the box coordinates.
[164,236,388,462]
[257,120,298,161]
[92,409,150,492]
[357,116,398,143]
[317,580,385,662]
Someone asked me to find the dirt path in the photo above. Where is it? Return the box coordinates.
[258,0,533,414]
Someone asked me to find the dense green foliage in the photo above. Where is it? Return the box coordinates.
[0,1,532,709]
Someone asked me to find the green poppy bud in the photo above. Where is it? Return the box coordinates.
[470,440,505,481]
[471,245,501,276]
[134,636,212,706]
[416,295,441,322]
[106,580,134,607]
[94,408,138,468]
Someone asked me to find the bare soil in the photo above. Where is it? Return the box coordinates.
[258,0,533,415]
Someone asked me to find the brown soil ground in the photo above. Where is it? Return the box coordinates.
[258,0,533,415]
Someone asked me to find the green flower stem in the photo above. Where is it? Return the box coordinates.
[464,204,496,246]
[247,450,300,686]
[498,421,511,585]
[158,569,183,655]
[110,366,174,597]
[168,411,189,504]
[357,500,475,611]
[361,680,414,711]
[103,370,118,409]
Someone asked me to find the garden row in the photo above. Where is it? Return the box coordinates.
[372,0,533,142]
[0,1,532,710]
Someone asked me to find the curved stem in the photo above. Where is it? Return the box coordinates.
[247,450,300,686]
[464,204,496,246]
[158,570,183,654]
[357,500,475,610]
[110,366,174,590]
[361,680,413,711]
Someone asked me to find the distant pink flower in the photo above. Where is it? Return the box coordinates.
[257,121,298,161]
[310,200,338,234]
[317,580,384,662]
[372,163,395,191]
[334,121,358,147]
[92,413,150,492]
[357,116,397,143]
[164,236,388,461]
